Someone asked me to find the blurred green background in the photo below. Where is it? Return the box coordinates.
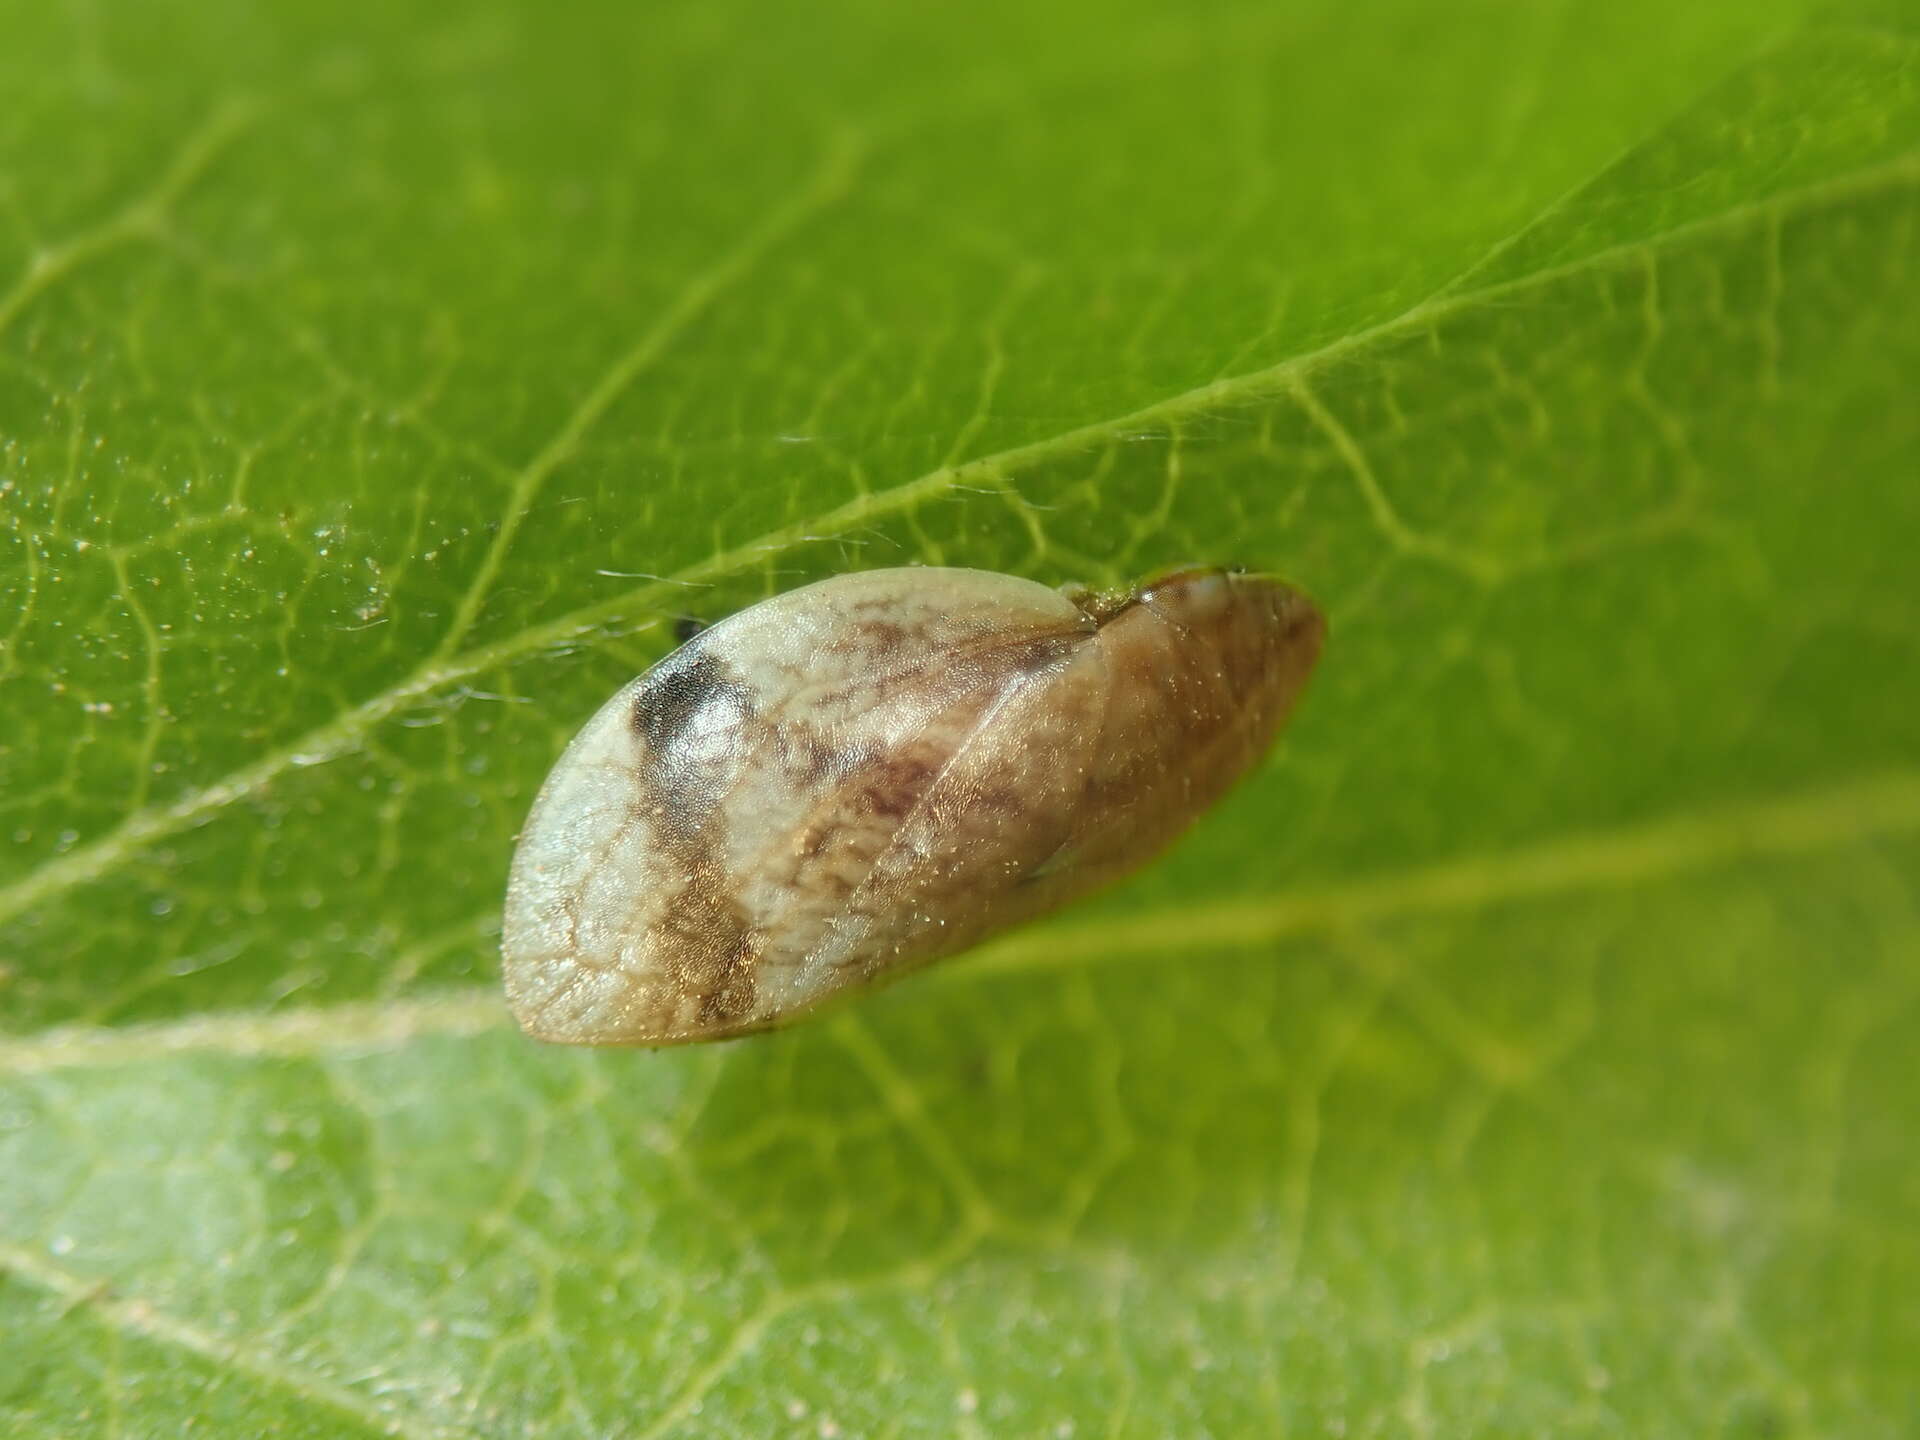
[3,0,1918,1434]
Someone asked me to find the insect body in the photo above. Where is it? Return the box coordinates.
[502,565,1324,1046]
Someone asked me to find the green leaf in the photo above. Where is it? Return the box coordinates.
[4,0,1917,1434]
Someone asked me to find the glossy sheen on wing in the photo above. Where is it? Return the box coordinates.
[502,565,1324,1045]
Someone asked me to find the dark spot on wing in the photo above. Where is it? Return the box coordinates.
[631,652,752,754]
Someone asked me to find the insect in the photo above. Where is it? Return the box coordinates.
[501,565,1324,1046]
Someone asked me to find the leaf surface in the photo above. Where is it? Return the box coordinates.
[3,0,1918,1434]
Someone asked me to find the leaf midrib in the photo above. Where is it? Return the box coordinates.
[2,145,1913,935]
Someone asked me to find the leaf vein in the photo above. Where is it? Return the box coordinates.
[428,129,867,664]
[0,1242,467,1440]
[0,98,253,340]
[4,768,1913,1072]
[1,150,1912,930]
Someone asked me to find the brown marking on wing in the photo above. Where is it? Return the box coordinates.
[644,853,760,1029]
[854,750,942,819]
[822,617,912,657]
[696,931,761,1026]
[623,649,771,1033]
